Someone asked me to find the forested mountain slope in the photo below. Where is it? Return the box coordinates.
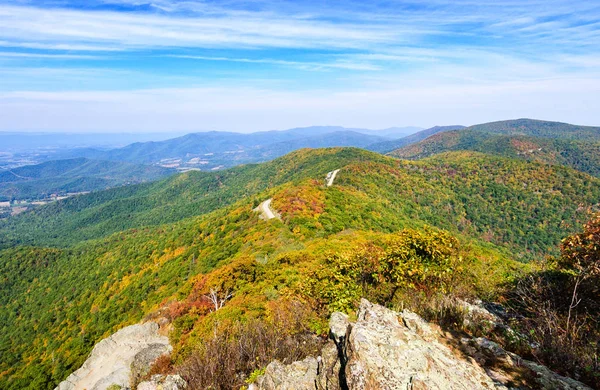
[0,158,174,201]
[390,130,600,177]
[366,125,466,153]
[467,118,600,141]
[0,149,381,247]
[1,148,599,389]
[61,128,388,168]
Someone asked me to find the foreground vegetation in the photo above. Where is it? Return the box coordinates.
[1,147,599,389]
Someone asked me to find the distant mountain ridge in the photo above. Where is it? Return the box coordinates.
[56,126,420,169]
[0,158,174,201]
[366,125,466,153]
[387,119,600,177]
[467,118,600,141]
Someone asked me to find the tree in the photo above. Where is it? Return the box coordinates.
[558,213,600,331]
[204,287,232,312]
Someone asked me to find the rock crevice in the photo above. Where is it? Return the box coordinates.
[255,299,592,390]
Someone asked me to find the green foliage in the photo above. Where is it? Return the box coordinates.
[306,228,462,312]
[0,148,383,247]
[500,214,600,389]
[0,157,174,201]
[390,129,600,178]
[0,147,597,388]
[466,118,600,141]
[245,367,266,384]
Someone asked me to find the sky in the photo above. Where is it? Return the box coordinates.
[0,0,599,133]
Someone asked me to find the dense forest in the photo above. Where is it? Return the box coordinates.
[0,158,174,201]
[390,129,600,178]
[1,147,599,389]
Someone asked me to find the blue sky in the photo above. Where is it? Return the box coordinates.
[0,0,599,132]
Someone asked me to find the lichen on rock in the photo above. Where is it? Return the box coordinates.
[254,299,592,390]
[55,322,172,390]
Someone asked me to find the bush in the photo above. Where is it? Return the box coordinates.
[505,214,600,388]
[177,301,324,390]
[306,227,463,313]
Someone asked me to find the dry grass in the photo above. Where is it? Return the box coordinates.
[177,301,325,390]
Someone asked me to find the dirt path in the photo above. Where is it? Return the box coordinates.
[254,198,279,220]
[326,169,340,187]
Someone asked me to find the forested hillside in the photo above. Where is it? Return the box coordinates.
[0,158,174,201]
[1,147,599,389]
[390,130,600,177]
[366,125,466,153]
[467,118,600,141]
[0,149,381,247]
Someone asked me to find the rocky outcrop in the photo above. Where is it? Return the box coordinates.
[137,374,187,390]
[461,337,591,390]
[256,357,320,390]
[343,299,497,390]
[254,299,592,390]
[56,322,172,390]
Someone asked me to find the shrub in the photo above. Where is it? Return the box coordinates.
[177,300,324,390]
[505,214,600,388]
[306,227,463,313]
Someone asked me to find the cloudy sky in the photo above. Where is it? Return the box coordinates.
[0,0,599,132]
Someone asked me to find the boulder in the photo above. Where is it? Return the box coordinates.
[137,375,187,390]
[328,312,350,343]
[316,341,342,390]
[55,322,172,390]
[461,337,592,390]
[250,299,593,390]
[344,299,497,390]
[256,357,319,390]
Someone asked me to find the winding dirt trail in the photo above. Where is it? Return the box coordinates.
[254,198,279,220]
[326,169,340,187]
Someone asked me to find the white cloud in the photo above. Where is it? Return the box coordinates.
[0,4,402,51]
[0,52,100,59]
[168,55,381,71]
[2,76,598,132]
[0,1,598,131]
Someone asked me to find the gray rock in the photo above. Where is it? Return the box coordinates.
[328,312,350,343]
[55,322,172,390]
[316,341,342,390]
[137,374,187,390]
[252,299,593,390]
[344,299,498,390]
[257,357,319,390]
[462,337,592,390]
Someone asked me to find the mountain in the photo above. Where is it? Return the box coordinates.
[366,125,466,153]
[279,125,422,139]
[0,132,188,152]
[467,118,600,141]
[0,158,175,201]
[389,129,600,177]
[2,147,597,255]
[58,128,390,170]
[0,148,378,247]
[245,131,387,160]
[2,147,599,389]
[387,119,600,178]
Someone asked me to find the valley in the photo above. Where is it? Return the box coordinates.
[1,119,599,390]
[3,1,598,388]
[0,192,89,219]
